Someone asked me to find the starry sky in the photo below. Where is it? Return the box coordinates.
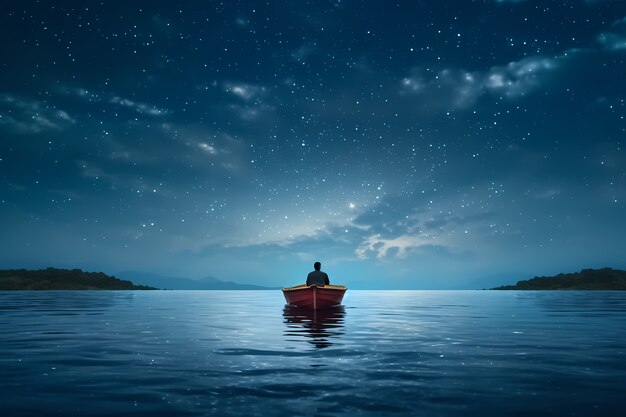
[1,0,625,289]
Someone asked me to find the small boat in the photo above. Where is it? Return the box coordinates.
[281,284,347,310]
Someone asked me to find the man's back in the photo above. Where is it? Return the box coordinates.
[306,270,329,286]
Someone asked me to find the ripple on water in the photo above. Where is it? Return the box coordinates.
[1,290,626,416]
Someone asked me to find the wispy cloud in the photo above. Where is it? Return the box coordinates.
[400,55,559,109]
[348,189,506,260]
[0,93,76,134]
[485,56,557,97]
[177,129,249,174]
[110,96,168,116]
[597,17,626,51]
[534,188,562,200]
[356,234,433,259]
[223,82,267,101]
[73,123,252,202]
[400,14,626,111]
[400,76,423,94]
[198,142,218,155]
[227,103,274,121]
[221,82,273,121]
[57,85,169,117]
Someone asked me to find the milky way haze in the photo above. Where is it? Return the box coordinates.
[1,1,625,289]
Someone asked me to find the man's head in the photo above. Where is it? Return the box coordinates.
[314,261,321,271]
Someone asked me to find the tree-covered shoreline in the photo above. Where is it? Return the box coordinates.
[0,268,157,290]
[493,268,626,290]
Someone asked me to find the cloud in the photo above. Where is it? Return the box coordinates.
[485,57,557,96]
[356,234,433,259]
[110,96,168,116]
[57,85,169,117]
[0,93,76,134]
[176,129,250,174]
[227,103,274,121]
[73,123,252,202]
[400,77,423,94]
[439,69,484,108]
[209,190,474,260]
[235,17,250,28]
[198,143,218,155]
[348,189,504,260]
[221,82,273,121]
[78,161,120,184]
[400,55,559,109]
[400,14,626,112]
[296,252,315,261]
[534,188,561,200]
[597,17,626,51]
[224,82,267,101]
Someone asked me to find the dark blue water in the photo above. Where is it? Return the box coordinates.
[1,290,625,416]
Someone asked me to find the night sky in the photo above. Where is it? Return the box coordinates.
[1,1,625,289]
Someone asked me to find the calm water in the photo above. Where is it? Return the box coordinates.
[1,290,625,416]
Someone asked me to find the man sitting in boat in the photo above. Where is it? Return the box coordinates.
[306,262,330,287]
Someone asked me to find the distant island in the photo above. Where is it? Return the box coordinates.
[492,268,626,290]
[116,271,279,290]
[0,268,157,290]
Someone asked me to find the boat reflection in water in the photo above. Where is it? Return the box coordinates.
[283,305,346,349]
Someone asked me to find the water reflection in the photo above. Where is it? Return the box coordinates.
[283,305,346,349]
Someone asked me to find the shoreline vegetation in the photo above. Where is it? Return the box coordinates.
[492,268,626,290]
[0,268,157,290]
[2,267,625,291]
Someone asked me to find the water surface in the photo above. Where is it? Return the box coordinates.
[1,290,625,416]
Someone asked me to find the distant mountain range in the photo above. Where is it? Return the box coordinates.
[0,268,156,290]
[116,271,278,290]
[492,268,626,290]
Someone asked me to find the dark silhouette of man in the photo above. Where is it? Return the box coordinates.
[306,261,330,286]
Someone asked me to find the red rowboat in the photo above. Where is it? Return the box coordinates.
[281,284,347,310]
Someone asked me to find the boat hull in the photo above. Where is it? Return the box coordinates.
[281,284,347,310]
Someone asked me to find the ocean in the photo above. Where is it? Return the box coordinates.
[1,290,625,416]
